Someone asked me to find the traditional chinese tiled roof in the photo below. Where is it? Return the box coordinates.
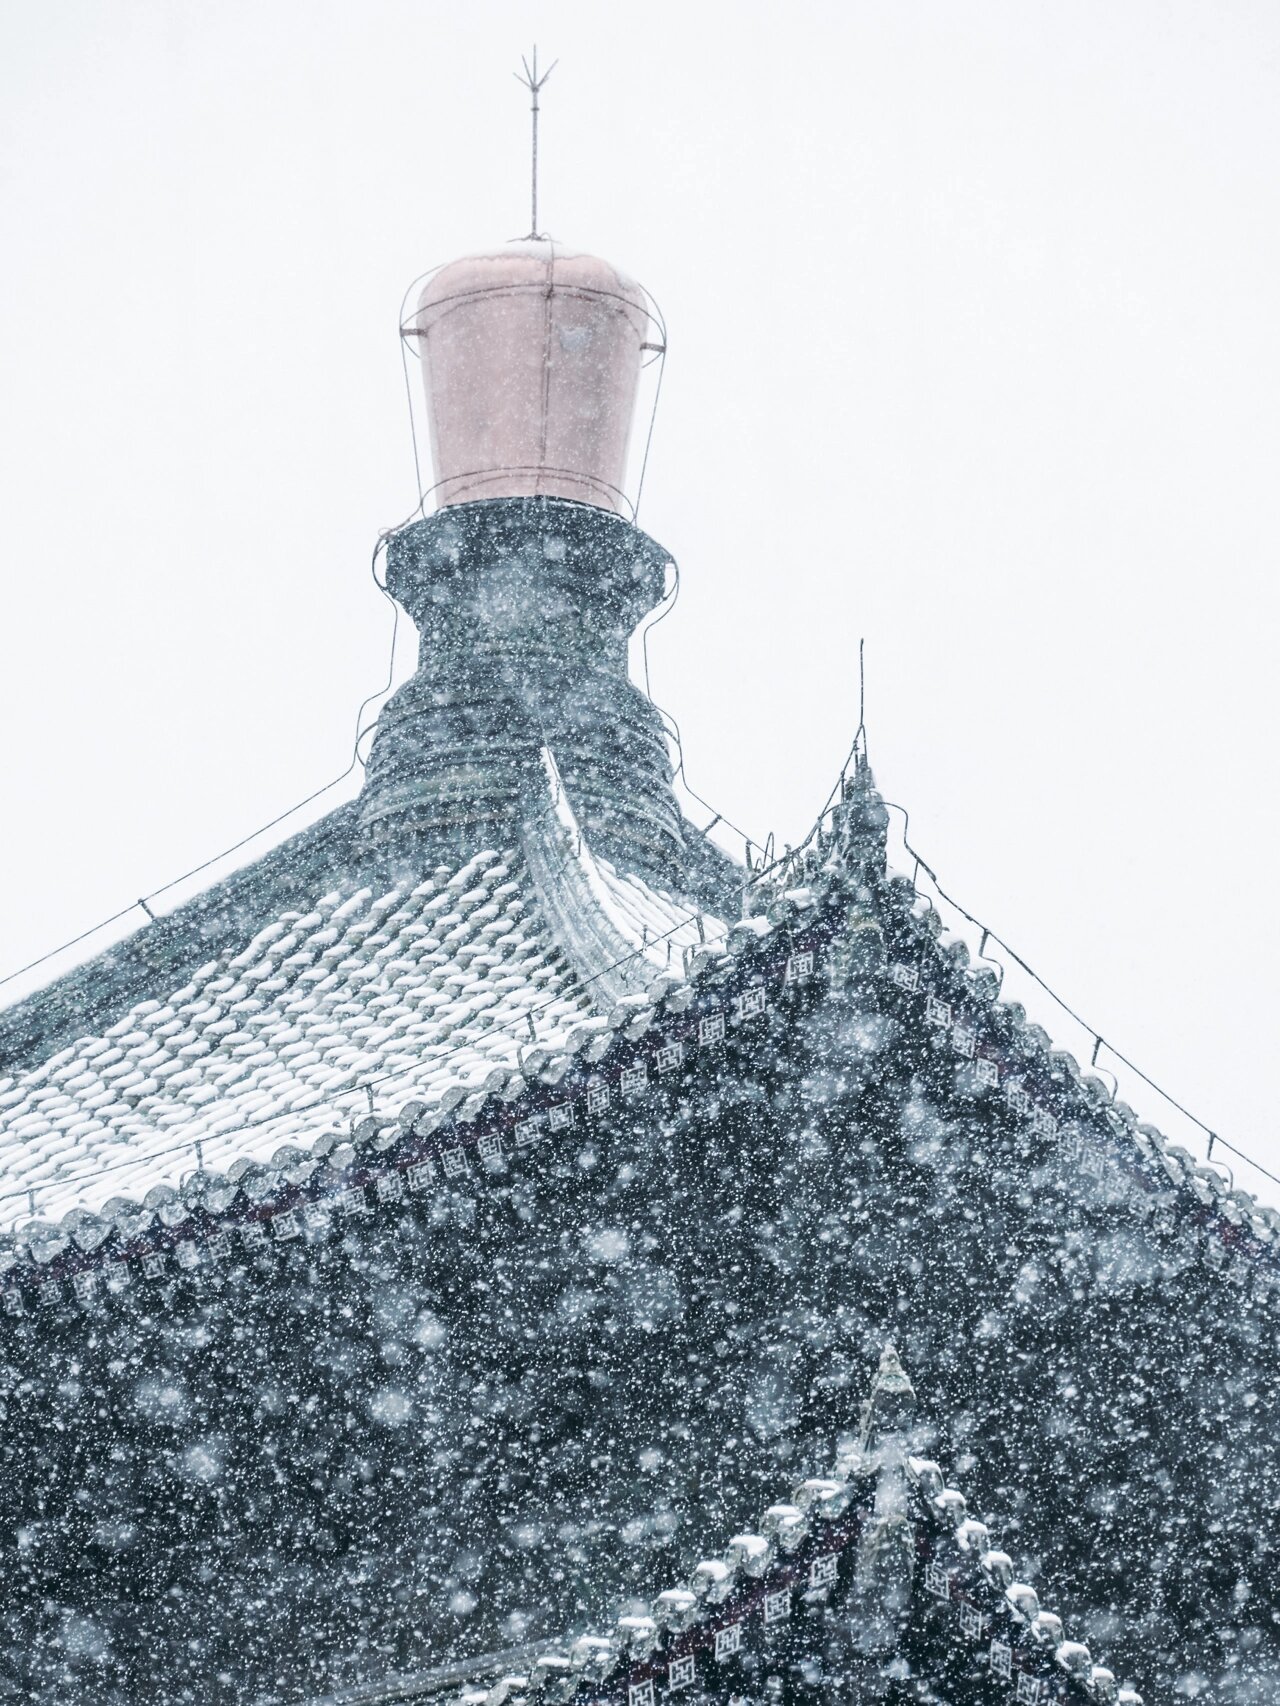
[4,753,1275,1311]
[2,747,1276,1703]
[0,751,729,1250]
[7,201,1272,1703]
[419,1349,1141,1706]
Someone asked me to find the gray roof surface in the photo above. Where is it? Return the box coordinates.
[0,752,727,1238]
[0,764,1274,1704]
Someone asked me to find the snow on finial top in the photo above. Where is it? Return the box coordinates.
[876,1341,916,1398]
[856,1341,917,1453]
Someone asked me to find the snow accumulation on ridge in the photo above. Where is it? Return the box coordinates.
[0,755,1275,1316]
[433,1392,1144,1706]
[0,805,727,1241]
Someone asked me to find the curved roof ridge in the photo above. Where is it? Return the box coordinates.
[520,748,726,1008]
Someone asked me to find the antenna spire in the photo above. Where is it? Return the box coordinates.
[514,47,557,240]
[855,636,868,765]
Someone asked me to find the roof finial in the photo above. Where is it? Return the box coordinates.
[514,46,557,240]
[855,635,868,769]
[857,1342,917,1452]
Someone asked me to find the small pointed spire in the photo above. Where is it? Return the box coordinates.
[875,1341,916,1400]
[858,1341,917,1452]
[831,746,889,877]
[841,1345,920,1645]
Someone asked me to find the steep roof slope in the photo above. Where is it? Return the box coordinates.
[0,764,1275,1705]
[0,756,727,1246]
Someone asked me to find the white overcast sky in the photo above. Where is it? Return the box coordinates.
[1,1,1278,1200]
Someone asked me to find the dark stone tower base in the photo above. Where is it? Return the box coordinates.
[359,497,688,882]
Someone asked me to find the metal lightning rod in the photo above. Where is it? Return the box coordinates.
[515,46,557,239]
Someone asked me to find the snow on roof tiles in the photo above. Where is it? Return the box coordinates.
[0,776,728,1244]
[2,755,1271,1316]
[323,1350,1139,1706]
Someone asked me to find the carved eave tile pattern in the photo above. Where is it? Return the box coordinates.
[1,761,1275,1329]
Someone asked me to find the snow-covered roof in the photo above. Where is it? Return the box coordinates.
[2,756,1276,1316]
[1,762,1275,1702]
[316,1348,1143,1706]
[0,756,727,1248]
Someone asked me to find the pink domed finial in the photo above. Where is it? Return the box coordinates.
[405,241,654,514]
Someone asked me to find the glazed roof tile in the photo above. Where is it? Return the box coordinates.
[407,1354,1140,1706]
[3,756,1269,1308]
[0,762,729,1240]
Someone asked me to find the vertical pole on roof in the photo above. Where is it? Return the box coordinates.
[854,636,867,764]
[194,1139,204,1173]
[515,48,557,240]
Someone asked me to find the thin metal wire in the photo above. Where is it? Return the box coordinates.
[639,558,680,707]
[633,344,666,521]
[0,904,142,995]
[632,281,669,522]
[633,558,761,859]
[399,309,426,511]
[0,872,715,1211]
[879,799,1280,1191]
[395,256,450,524]
[0,537,402,998]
